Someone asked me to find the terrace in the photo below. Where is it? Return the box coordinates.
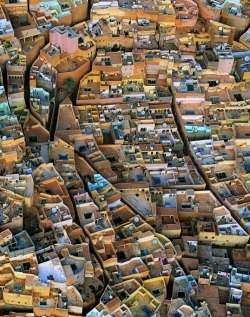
[191,140,236,165]
[0,200,23,226]
[87,217,112,234]
[1,174,33,198]
[213,179,248,199]
[134,35,158,50]
[5,278,32,297]
[148,166,203,188]
[28,144,50,165]
[111,205,136,227]
[119,145,144,165]
[120,189,153,218]
[42,44,60,58]
[33,164,63,183]
[74,105,99,123]
[38,257,67,283]
[122,167,148,183]
[122,53,134,66]
[0,125,24,141]
[137,236,165,256]
[1,230,35,256]
[177,190,217,215]
[215,207,248,236]
[43,204,72,227]
[124,287,160,317]
[172,275,197,306]
[118,257,149,279]
[222,3,249,18]
[56,56,88,73]
[173,80,201,94]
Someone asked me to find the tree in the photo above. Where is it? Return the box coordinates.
[112,44,120,51]
[63,78,75,95]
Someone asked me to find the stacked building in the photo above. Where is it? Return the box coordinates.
[0,0,250,316]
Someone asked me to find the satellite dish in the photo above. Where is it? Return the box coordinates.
[2,136,7,141]
[129,225,134,231]
[141,110,145,116]
[218,26,223,31]
[52,207,57,214]
[163,123,167,128]
[134,216,140,223]
[152,238,158,245]
[244,56,250,62]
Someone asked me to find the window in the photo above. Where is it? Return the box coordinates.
[216,172,227,180]
[84,212,92,219]
[113,216,122,225]
[29,136,38,142]
[13,283,22,292]
[210,96,220,104]
[177,291,186,298]
[185,110,195,115]
[162,216,175,224]
[208,80,218,87]
[58,153,68,160]
[187,84,194,92]
[22,262,31,271]
[117,251,126,261]
[178,176,186,183]
[230,189,238,196]
[148,79,156,85]
[181,203,192,208]
[141,249,149,256]
[84,87,91,92]
[152,288,161,296]
[234,93,244,102]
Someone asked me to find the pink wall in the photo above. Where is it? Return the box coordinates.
[50,28,78,54]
